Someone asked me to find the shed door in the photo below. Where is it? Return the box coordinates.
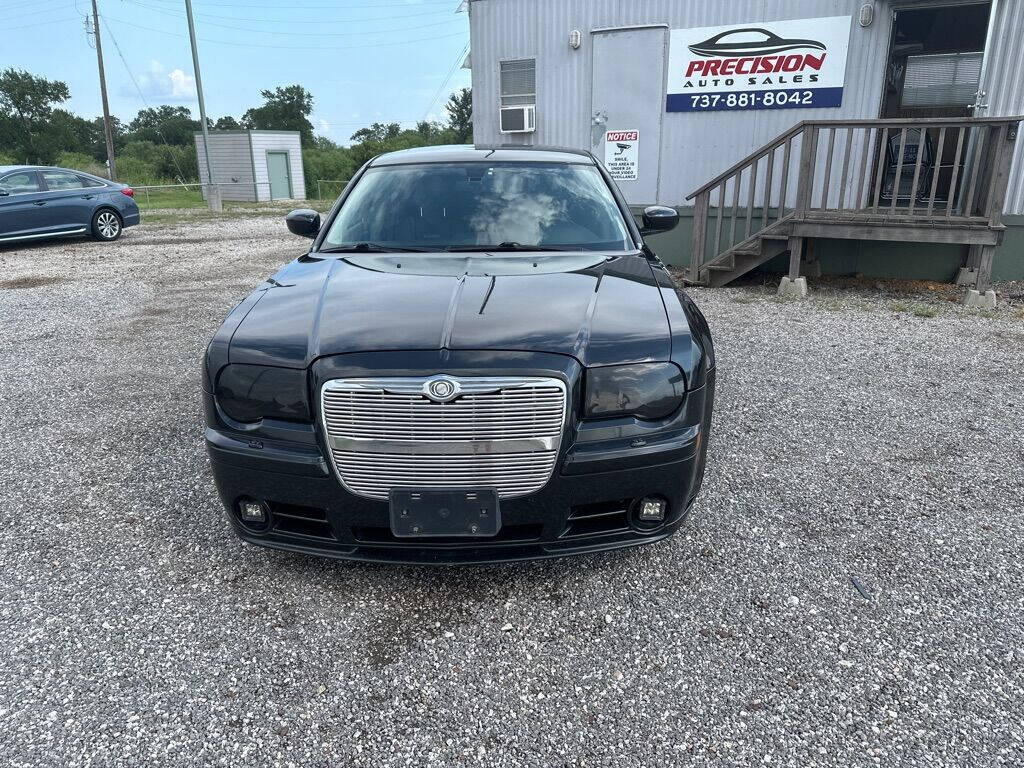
[591,26,667,205]
[267,151,292,199]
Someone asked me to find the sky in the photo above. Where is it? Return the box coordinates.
[3,0,472,145]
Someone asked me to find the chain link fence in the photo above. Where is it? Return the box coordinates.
[128,180,349,220]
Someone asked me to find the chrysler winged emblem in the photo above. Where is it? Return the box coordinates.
[424,377,460,403]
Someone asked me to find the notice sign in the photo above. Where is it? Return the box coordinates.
[604,130,639,180]
[666,16,851,112]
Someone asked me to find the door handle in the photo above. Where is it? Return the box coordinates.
[33,200,46,206]
[82,194,95,200]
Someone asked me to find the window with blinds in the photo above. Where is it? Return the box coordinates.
[902,51,983,108]
[500,59,536,107]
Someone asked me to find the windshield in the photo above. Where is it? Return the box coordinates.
[321,161,633,252]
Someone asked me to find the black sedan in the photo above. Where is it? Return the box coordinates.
[203,145,715,564]
[0,165,140,244]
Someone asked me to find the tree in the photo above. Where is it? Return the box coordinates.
[349,122,401,144]
[242,85,314,146]
[214,115,240,130]
[127,105,201,146]
[0,68,70,162]
[445,87,472,144]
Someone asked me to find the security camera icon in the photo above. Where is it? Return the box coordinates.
[615,143,631,154]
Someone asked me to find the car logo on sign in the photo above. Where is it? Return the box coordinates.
[688,27,826,57]
[425,377,459,402]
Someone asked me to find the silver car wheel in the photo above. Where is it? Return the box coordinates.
[96,211,120,239]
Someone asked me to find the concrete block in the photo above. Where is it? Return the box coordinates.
[963,289,997,309]
[955,267,978,287]
[777,276,808,299]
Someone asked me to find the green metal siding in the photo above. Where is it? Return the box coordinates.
[635,206,1024,282]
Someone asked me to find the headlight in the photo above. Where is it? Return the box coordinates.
[584,363,684,420]
[215,364,310,423]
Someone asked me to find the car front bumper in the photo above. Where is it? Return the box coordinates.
[204,354,714,564]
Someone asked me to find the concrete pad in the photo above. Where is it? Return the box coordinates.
[777,276,808,299]
[963,289,997,309]
[955,267,978,287]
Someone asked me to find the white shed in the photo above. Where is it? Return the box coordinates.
[193,130,305,202]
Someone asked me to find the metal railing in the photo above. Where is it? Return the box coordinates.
[687,116,1021,281]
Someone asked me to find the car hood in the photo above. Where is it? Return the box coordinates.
[227,252,674,368]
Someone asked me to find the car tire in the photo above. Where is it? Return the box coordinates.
[91,208,122,241]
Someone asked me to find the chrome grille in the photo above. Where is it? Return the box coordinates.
[321,377,567,501]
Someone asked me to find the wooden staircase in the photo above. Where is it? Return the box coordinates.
[694,219,792,287]
[682,117,1021,290]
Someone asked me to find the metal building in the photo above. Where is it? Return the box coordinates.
[193,130,305,202]
[466,0,1024,284]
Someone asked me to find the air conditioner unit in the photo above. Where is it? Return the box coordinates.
[499,105,536,134]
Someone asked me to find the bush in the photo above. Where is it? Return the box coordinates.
[55,151,107,177]
[302,145,355,199]
[114,141,199,185]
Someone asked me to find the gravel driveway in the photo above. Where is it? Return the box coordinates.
[1,217,1022,767]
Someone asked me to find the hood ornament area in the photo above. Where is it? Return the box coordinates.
[424,376,461,403]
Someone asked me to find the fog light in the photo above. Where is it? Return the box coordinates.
[239,499,267,523]
[638,497,666,522]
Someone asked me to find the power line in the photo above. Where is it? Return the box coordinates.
[140,0,459,9]
[422,42,469,122]
[2,16,81,30]
[101,17,191,184]
[122,4,465,38]
[0,2,76,22]
[0,0,72,14]
[128,0,459,25]
[102,14,467,50]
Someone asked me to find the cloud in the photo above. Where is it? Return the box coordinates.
[130,60,197,102]
[318,118,332,135]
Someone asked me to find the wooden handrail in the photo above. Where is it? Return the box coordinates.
[688,116,1022,200]
[686,116,1020,285]
[687,123,804,200]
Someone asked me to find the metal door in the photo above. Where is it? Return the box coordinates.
[266,151,292,200]
[591,26,668,205]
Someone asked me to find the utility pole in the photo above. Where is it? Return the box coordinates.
[185,0,220,211]
[90,0,117,180]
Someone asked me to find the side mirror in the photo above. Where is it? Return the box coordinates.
[286,209,320,238]
[639,205,679,236]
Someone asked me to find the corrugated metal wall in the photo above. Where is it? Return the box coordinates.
[982,0,1024,214]
[194,131,256,202]
[469,0,1024,213]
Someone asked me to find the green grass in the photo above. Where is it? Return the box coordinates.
[911,304,940,318]
[138,198,335,226]
[133,186,205,210]
[888,301,910,313]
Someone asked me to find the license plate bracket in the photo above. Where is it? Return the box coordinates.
[389,488,501,538]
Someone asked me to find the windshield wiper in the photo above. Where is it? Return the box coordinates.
[319,242,433,253]
[445,242,577,252]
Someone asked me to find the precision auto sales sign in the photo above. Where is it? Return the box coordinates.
[666,16,852,112]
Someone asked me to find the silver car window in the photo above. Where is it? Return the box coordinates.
[0,172,42,195]
[42,171,86,191]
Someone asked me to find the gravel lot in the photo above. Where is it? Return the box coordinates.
[1,217,1022,767]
